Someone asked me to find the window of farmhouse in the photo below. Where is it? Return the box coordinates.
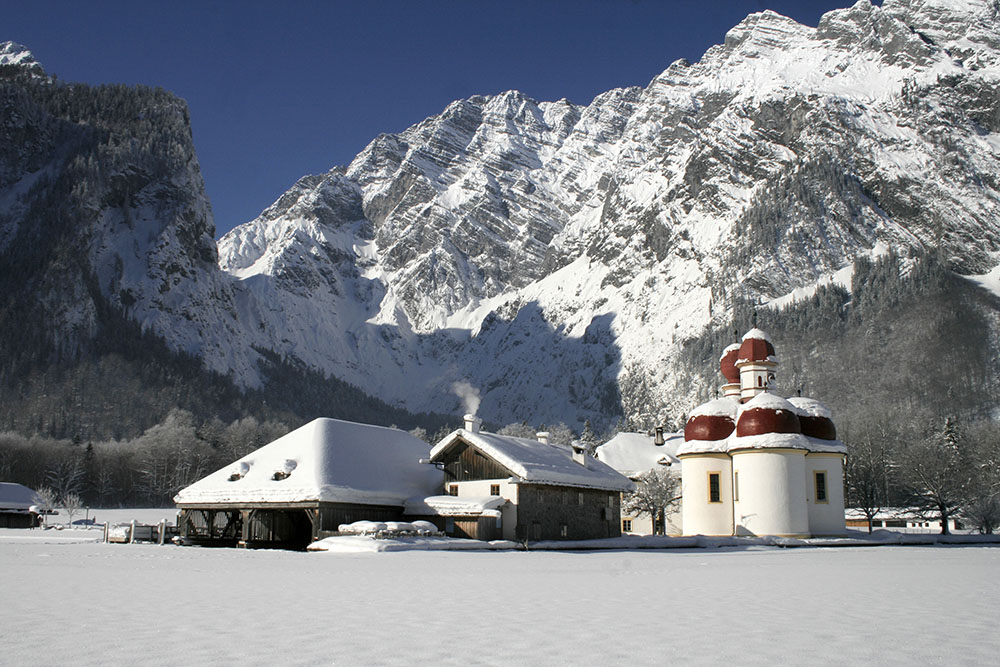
[560,524,568,537]
[578,492,584,506]
[449,484,458,496]
[490,484,500,496]
[814,472,828,503]
[708,472,722,503]
[622,519,632,532]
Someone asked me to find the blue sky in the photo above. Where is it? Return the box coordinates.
[7,1,865,236]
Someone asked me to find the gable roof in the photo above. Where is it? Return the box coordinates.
[429,429,634,492]
[0,482,37,511]
[594,432,684,479]
[174,418,441,506]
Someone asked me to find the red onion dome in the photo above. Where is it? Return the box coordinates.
[788,397,837,440]
[737,328,777,364]
[719,343,741,384]
[736,393,801,436]
[684,398,737,442]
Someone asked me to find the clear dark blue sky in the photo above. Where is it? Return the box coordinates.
[7,1,864,236]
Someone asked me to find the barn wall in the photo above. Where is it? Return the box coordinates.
[0,512,36,529]
[318,503,404,531]
[515,484,620,541]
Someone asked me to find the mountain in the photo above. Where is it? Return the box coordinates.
[2,0,1000,438]
[216,0,1000,427]
[0,44,449,439]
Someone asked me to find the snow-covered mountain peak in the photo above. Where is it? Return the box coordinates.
[0,41,44,75]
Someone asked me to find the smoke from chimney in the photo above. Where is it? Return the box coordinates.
[451,380,481,416]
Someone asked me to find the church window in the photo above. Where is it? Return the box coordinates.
[757,376,763,387]
[708,472,722,503]
[814,472,828,503]
[734,471,740,502]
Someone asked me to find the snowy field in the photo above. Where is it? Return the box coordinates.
[2,526,999,667]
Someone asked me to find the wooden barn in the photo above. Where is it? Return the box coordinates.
[0,482,41,528]
[174,418,440,549]
[424,415,635,541]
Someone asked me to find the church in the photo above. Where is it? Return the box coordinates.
[677,329,847,537]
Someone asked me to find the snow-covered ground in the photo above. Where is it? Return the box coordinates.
[2,532,998,666]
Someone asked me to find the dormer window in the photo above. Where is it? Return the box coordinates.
[272,459,297,481]
[227,462,250,482]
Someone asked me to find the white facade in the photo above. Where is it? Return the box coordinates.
[732,449,809,537]
[679,455,734,536]
[806,453,847,536]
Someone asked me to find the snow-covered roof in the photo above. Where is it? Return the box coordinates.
[737,391,797,415]
[404,495,506,517]
[741,328,771,343]
[787,396,833,419]
[174,418,441,506]
[692,397,740,418]
[594,432,683,478]
[430,430,634,492]
[728,431,811,452]
[678,393,847,456]
[0,482,37,511]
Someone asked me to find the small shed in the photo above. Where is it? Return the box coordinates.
[174,418,441,549]
[0,482,40,528]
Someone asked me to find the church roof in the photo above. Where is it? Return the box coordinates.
[737,328,777,364]
[430,430,634,492]
[594,431,683,478]
[174,418,441,506]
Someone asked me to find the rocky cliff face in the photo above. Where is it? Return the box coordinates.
[0,45,257,382]
[213,0,1000,428]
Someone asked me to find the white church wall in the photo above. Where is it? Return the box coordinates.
[680,455,733,536]
[732,449,809,537]
[806,454,847,536]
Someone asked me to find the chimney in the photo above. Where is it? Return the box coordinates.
[571,441,587,466]
[464,414,482,433]
[654,427,665,447]
[536,431,550,445]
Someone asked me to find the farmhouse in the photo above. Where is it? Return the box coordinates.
[424,415,634,541]
[594,429,684,535]
[174,418,440,548]
[0,482,40,528]
[678,329,847,538]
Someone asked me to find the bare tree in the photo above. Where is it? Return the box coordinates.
[45,456,84,505]
[898,417,977,535]
[623,468,680,535]
[32,487,57,527]
[845,422,893,533]
[62,492,83,527]
[963,494,1000,534]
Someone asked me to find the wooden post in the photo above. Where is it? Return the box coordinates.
[103,521,109,543]
[129,519,136,544]
[158,519,166,545]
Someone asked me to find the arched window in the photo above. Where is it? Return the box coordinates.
[757,376,763,387]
